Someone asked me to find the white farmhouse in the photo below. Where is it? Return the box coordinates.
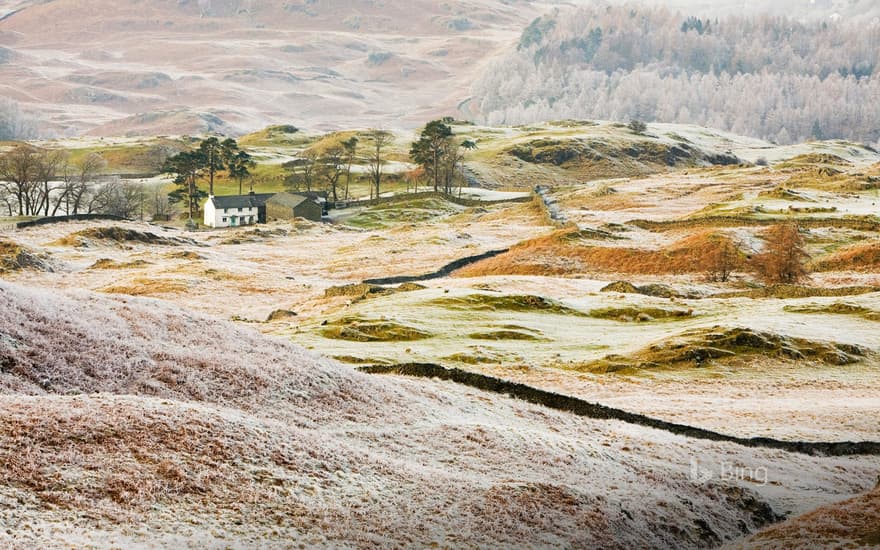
[204,193,273,228]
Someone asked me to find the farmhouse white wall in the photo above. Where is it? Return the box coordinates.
[204,196,258,228]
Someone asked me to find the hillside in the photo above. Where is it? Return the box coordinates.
[0,0,561,136]
[733,484,880,548]
[4,279,876,548]
[4,0,877,139]
[471,4,880,145]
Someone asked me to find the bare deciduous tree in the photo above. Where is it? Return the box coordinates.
[59,153,107,216]
[34,149,66,216]
[0,144,39,216]
[317,145,346,203]
[149,183,172,220]
[283,150,318,193]
[88,178,146,219]
[342,136,358,201]
[366,129,391,200]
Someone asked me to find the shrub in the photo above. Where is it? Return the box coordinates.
[704,235,741,282]
[367,52,393,66]
[628,119,648,134]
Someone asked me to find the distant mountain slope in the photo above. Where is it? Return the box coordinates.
[599,0,880,20]
[2,0,878,138]
[0,0,559,136]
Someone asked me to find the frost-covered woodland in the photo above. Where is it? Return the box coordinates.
[473,5,880,145]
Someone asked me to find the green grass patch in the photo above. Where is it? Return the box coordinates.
[344,197,461,229]
[238,125,305,148]
[66,138,187,176]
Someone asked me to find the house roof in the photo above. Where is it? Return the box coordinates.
[209,193,274,209]
[266,192,310,209]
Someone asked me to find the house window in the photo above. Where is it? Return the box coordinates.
[222,217,227,222]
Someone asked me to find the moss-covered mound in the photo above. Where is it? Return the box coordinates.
[784,303,880,321]
[443,353,500,365]
[430,294,585,315]
[508,138,725,168]
[600,281,690,299]
[88,258,152,270]
[776,153,851,169]
[56,227,187,247]
[713,285,878,299]
[506,137,739,181]
[324,282,426,300]
[321,317,432,342]
[0,240,52,273]
[468,330,542,341]
[266,309,298,322]
[579,327,866,373]
[165,250,205,260]
[220,227,289,245]
[588,307,694,322]
[325,283,389,299]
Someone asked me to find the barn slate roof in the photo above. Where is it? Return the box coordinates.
[266,192,311,209]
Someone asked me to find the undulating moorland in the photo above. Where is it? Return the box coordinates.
[1,120,879,548]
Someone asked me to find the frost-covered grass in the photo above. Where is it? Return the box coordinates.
[0,281,877,549]
[1,164,879,547]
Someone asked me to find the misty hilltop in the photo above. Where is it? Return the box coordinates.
[2,0,880,139]
[0,0,558,136]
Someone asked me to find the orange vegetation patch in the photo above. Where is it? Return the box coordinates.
[746,485,880,547]
[456,229,740,277]
[813,241,880,272]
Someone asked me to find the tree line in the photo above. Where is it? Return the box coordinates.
[474,5,880,145]
[0,145,158,219]
[1,118,480,220]
[280,122,475,203]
